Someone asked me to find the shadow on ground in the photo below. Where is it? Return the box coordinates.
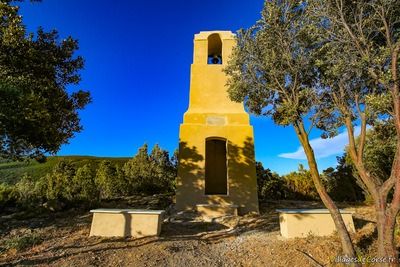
[0,198,384,267]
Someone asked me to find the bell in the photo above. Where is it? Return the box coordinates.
[211,54,221,64]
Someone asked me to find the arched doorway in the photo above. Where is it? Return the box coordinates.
[205,138,227,195]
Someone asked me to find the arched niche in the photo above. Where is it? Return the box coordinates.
[207,33,222,64]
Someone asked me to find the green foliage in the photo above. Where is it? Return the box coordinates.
[3,232,43,252]
[283,164,320,200]
[256,161,362,201]
[322,156,365,202]
[362,121,396,183]
[73,164,99,203]
[308,0,399,186]
[123,144,152,193]
[331,120,397,201]
[95,160,123,199]
[256,162,286,199]
[223,0,318,125]
[0,156,130,185]
[0,183,14,207]
[0,144,177,211]
[0,1,91,160]
[43,160,76,201]
[319,120,396,203]
[13,173,40,206]
[149,144,177,192]
[123,144,176,195]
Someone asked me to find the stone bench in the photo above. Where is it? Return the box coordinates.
[89,209,164,238]
[276,209,355,238]
[196,204,238,219]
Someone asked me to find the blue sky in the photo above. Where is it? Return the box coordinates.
[18,0,349,175]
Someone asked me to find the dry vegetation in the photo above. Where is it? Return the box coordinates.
[0,195,395,267]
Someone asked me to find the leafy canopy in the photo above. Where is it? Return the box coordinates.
[0,1,91,161]
[224,0,319,126]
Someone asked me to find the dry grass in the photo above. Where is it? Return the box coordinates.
[0,197,396,267]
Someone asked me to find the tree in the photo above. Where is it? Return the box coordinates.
[95,160,120,199]
[123,144,153,193]
[333,121,397,203]
[123,144,176,194]
[224,0,357,260]
[363,121,396,183]
[322,156,365,202]
[73,164,99,203]
[149,144,176,192]
[255,162,286,200]
[0,1,91,161]
[284,164,320,200]
[309,0,400,262]
[14,173,38,206]
[44,160,76,201]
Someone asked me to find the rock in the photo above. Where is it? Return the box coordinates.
[43,200,65,212]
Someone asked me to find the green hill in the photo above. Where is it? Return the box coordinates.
[0,156,130,185]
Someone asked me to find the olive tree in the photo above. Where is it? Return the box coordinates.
[224,0,357,260]
[309,0,400,263]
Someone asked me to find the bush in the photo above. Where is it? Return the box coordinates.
[123,144,176,195]
[0,145,178,210]
[0,183,15,208]
[95,160,124,199]
[44,160,76,201]
[323,156,364,202]
[256,162,286,199]
[73,164,99,203]
[4,233,43,252]
[283,165,320,200]
[13,173,40,207]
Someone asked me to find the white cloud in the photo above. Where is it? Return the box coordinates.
[278,127,362,160]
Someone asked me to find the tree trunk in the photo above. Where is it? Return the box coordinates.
[342,112,399,265]
[294,123,359,266]
[384,213,398,266]
[375,202,392,265]
[387,44,400,266]
[348,140,399,266]
[375,203,398,266]
[374,130,400,265]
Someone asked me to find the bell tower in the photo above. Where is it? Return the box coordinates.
[175,31,259,215]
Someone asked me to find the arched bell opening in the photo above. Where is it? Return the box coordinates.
[207,33,222,64]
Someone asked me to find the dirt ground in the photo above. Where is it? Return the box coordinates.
[0,196,392,267]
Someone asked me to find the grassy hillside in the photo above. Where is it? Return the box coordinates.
[0,156,130,185]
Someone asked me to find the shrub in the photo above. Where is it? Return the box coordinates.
[283,164,319,200]
[123,144,176,195]
[323,158,364,202]
[44,160,76,201]
[4,233,43,252]
[0,183,15,208]
[1,145,178,210]
[73,164,99,203]
[13,173,40,207]
[256,162,286,199]
[95,160,123,199]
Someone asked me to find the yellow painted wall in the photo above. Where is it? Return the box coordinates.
[175,31,259,214]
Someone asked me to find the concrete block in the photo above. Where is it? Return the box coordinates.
[276,209,355,238]
[89,209,164,238]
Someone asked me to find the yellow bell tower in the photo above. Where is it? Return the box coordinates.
[175,31,259,215]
